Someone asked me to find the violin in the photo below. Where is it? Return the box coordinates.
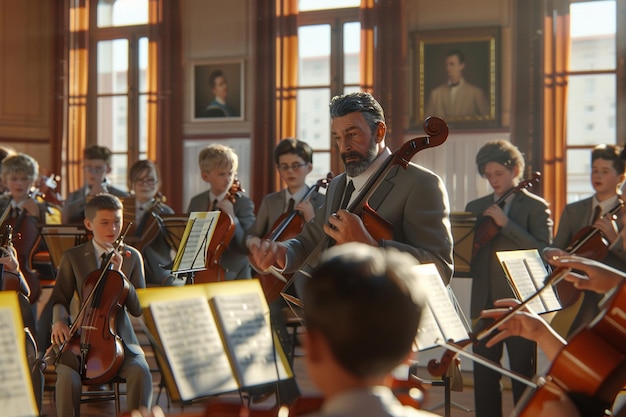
[513,280,626,416]
[0,224,30,296]
[125,193,172,252]
[551,199,624,308]
[0,200,42,304]
[47,224,132,385]
[258,173,333,302]
[33,173,64,207]
[471,172,541,258]
[192,179,242,283]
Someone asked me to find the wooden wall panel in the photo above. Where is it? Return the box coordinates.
[0,0,52,140]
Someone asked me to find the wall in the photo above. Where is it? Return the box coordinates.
[406,0,513,127]
[181,0,254,205]
[0,0,54,170]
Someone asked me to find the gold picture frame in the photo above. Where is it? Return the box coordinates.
[410,26,500,129]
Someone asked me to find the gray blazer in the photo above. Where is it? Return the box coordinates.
[465,189,553,318]
[187,190,256,280]
[49,240,146,355]
[284,161,454,284]
[552,196,626,265]
[246,187,325,239]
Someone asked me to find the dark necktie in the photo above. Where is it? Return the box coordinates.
[339,180,355,210]
[100,252,108,269]
[286,198,295,213]
[211,199,218,211]
[591,205,602,224]
[12,206,20,218]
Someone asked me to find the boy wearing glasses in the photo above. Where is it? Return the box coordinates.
[127,159,178,286]
[62,144,129,224]
[187,144,256,280]
[246,137,324,248]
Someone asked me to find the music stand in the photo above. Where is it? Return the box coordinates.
[170,211,220,285]
[450,212,476,278]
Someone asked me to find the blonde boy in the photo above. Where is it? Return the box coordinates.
[187,144,255,280]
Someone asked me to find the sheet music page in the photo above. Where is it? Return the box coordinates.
[210,292,290,387]
[0,306,38,417]
[523,256,561,312]
[408,264,468,351]
[497,250,561,314]
[172,211,220,273]
[150,297,238,400]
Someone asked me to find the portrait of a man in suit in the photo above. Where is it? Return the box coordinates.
[425,49,489,120]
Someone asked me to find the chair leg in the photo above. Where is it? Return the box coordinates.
[114,382,121,416]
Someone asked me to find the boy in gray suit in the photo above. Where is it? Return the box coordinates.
[465,140,553,417]
[49,193,152,416]
[187,144,256,280]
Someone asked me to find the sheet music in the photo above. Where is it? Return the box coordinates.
[497,249,561,314]
[408,264,468,351]
[210,292,289,387]
[0,307,38,417]
[150,297,238,400]
[172,211,220,273]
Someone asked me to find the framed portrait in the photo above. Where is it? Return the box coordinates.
[192,60,244,121]
[410,27,500,129]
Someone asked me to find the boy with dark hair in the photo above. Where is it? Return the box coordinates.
[246,137,324,249]
[49,193,152,416]
[301,242,438,417]
[547,143,626,337]
[465,139,553,417]
[62,144,129,224]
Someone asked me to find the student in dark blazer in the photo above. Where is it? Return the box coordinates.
[49,193,152,417]
[465,140,553,417]
[187,144,255,280]
[62,144,129,224]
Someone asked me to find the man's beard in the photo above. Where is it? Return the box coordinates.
[342,138,378,177]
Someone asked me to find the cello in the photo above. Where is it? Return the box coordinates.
[278,116,449,306]
[258,173,333,302]
[512,280,626,416]
[47,224,132,385]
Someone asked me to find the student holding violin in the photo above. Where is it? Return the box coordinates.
[187,144,256,280]
[245,137,324,247]
[465,140,553,417]
[248,92,453,286]
[48,193,152,416]
[62,144,129,224]
[480,252,626,417]
[127,159,179,286]
[546,144,626,338]
[0,152,56,305]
